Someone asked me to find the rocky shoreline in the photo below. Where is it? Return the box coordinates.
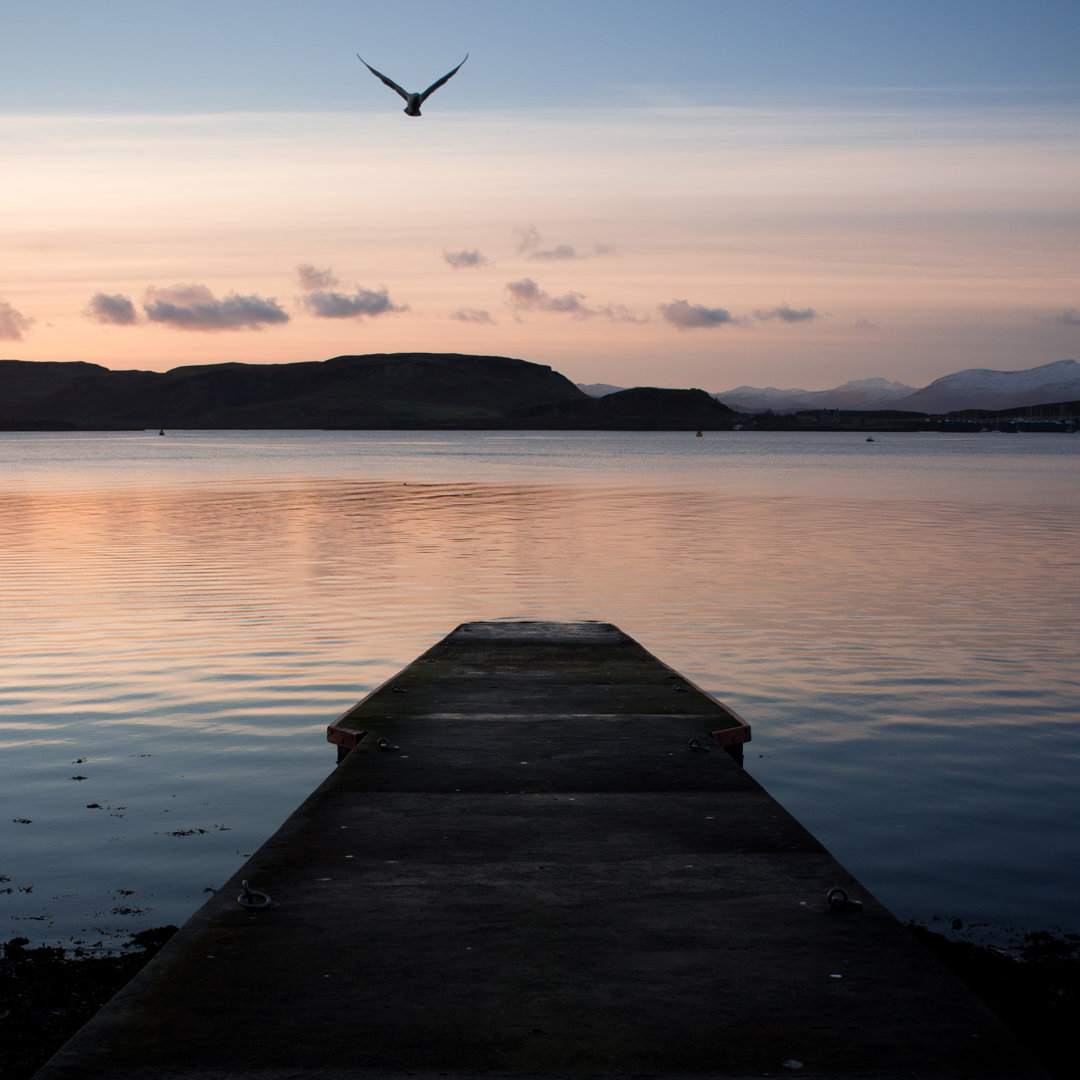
[908,924,1078,1080]
[2,925,1077,1080]
[1,928,176,1080]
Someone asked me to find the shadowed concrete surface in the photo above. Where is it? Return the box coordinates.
[33,621,1047,1079]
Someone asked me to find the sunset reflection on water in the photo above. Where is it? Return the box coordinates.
[1,430,1077,948]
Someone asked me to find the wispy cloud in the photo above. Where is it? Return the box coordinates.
[144,284,289,332]
[296,265,408,320]
[515,226,614,262]
[84,292,138,326]
[505,278,643,323]
[302,287,407,320]
[754,303,819,323]
[295,264,339,290]
[449,308,496,324]
[443,249,489,269]
[506,278,590,316]
[528,244,579,261]
[0,298,34,341]
[659,300,736,330]
[1054,308,1080,327]
[602,305,646,324]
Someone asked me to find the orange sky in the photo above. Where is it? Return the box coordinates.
[3,103,1078,392]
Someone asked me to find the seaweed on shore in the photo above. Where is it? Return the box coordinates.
[908,923,1080,1080]
[0,927,176,1080]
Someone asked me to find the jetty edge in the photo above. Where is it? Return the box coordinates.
[33,620,1046,1080]
[326,617,751,764]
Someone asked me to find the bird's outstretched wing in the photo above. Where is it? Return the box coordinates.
[356,56,409,103]
[419,53,468,103]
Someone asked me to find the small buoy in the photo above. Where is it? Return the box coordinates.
[158,429,165,436]
[695,430,703,437]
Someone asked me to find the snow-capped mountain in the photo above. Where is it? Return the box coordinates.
[711,360,1080,414]
[577,360,1080,414]
[890,359,1080,414]
[715,377,914,414]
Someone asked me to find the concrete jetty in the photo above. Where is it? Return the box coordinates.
[34,621,1046,1079]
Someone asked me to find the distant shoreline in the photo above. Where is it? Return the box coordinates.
[3,354,1077,433]
[1,419,1076,433]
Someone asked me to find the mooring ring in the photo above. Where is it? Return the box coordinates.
[827,886,862,911]
[237,879,272,908]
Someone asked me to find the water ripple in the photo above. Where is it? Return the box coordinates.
[1,431,1077,948]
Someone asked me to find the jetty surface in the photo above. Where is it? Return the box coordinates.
[34,620,1045,1079]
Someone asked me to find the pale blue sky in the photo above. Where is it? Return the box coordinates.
[4,0,1077,113]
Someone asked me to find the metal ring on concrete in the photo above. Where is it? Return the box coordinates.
[237,880,272,908]
[827,886,862,911]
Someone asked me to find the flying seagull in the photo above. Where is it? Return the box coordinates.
[356,53,468,116]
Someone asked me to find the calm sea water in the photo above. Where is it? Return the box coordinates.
[1,429,1077,951]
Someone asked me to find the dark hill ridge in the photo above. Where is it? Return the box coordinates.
[514,385,736,430]
[0,354,736,430]
[0,360,111,403]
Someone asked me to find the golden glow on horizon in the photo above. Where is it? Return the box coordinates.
[2,105,1078,389]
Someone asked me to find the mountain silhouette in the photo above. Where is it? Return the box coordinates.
[0,354,735,431]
